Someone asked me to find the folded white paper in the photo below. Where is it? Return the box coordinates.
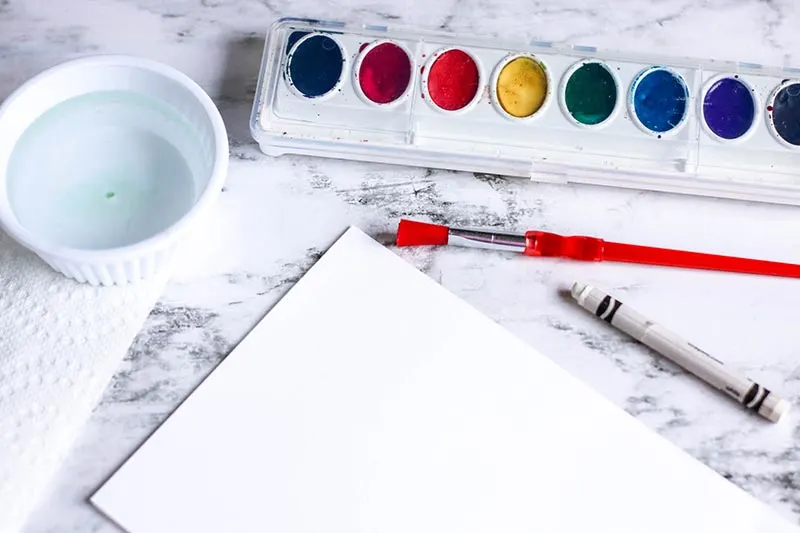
[92,227,797,533]
[0,231,167,533]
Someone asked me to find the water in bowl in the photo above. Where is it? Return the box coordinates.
[6,91,199,250]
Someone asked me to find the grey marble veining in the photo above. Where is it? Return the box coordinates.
[3,0,800,531]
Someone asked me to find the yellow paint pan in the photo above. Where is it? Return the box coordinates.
[493,55,549,119]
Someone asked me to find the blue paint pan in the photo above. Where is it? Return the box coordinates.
[285,33,346,99]
[768,80,800,147]
[629,66,689,136]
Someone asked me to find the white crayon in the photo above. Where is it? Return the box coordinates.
[570,282,790,423]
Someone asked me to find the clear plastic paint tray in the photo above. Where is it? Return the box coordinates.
[251,17,800,205]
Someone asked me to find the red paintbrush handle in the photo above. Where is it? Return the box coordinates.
[524,231,800,278]
[602,240,800,277]
[524,231,605,261]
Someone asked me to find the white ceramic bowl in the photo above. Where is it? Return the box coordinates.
[0,55,228,285]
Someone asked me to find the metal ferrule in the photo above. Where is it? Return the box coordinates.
[448,228,526,253]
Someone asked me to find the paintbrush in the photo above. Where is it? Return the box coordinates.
[395,218,800,278]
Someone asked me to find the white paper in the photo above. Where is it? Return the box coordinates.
[91,227,797,533]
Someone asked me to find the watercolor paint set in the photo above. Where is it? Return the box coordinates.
[250,17,800,205]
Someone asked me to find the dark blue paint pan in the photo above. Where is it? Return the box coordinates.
[767,80,800,148]
[285,33,346,100]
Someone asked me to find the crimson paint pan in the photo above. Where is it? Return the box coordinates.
[353,40,414,107]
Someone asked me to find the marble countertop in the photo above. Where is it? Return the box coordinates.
[4,0,800,531]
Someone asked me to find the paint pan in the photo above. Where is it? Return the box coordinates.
[701,75,757,142]
[285,33,346,100]
[490,54,551,120]
[422,48,481,113]
[767,80,800,148]
[560,60,619,127]
[253,18,800,206]
[629,66,689,136]
[354,40,413,106]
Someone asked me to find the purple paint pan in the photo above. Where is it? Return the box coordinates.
[701,75,757,141]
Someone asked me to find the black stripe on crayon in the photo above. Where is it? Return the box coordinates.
[605,300,623,323]
[752,388,771,412]
[742,384,758,406]
[724,386,741,399]
[596,295,611,318]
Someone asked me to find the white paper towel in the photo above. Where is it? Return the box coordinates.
[0,230,168,533]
